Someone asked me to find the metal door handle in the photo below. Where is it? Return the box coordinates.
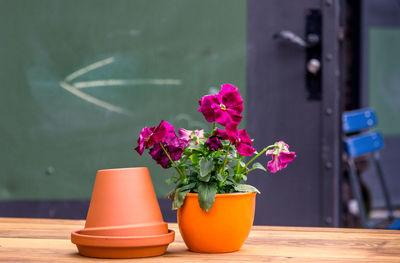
[273,30,308,47]
[273,9,322,101]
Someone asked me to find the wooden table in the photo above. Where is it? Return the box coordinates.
[1,217,400,262]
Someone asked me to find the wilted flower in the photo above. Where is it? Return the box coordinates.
[179,128,205,146]
[266,141,296,173]
[198,83,243,126]
[194,130,204,139]
[178,128,192,145]
[193,130,205,145]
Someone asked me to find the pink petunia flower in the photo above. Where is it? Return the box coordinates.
[178,128,192,145]
[134,120,175,155]
[266,141,296,173]
[198,83,244,126]
[194,130,204,139]
[178,128,205,146]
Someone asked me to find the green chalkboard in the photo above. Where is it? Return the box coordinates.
[0,0,246,199]
[369,28,400,136]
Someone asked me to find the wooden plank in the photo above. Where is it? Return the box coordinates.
[1,237,400,263]
[1,218,400,262]
[3,217,399,235]
[0,217,85,225]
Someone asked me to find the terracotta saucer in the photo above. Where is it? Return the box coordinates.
[71,229,175,258]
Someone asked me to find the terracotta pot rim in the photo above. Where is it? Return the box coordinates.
[80,222,167,234]
[97,167,147,173]
[186,192,257,198]
[71,229,175,248]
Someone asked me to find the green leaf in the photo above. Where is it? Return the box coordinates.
[225,178,235,185]
[227,167,235,178]
[190,154,200,165]
[212,151,224,158]
[239,160,246,167]
[200,158,213,178]
[172,188,190,210]
[234,184,260,194]
[197,173,211,182]
[216,173,224,182]
[252,162,267,172]
[180,182,196,192]
[197,182,217,212]
[229,158,238,167]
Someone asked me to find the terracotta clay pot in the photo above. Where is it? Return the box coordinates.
[71,167,174,258]
[177,192,256,253]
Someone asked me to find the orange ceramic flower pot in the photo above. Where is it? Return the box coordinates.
[71,167,174,258]
[177,192,256,253]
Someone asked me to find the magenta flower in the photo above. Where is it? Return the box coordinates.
[206,135,223,151]
[215,128,229,140]
[134,120,175,155]
[151,120,175,142]
[198,83,244,126]
[266,141,296,173]
[149,144,170,168]
[149,135,186,169]
[216,123,256,156]
[164,136,186,161]
[134,126,156,155]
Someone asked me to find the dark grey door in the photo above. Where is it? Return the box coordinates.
[247,0,342,227]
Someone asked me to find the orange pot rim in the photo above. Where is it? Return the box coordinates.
[97,167,147,173]
[71,229,175,248]
[185,192,257,198]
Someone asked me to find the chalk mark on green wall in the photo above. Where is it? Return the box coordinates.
[60,57,182,115]
[65,57,115,82]
[73,79,181,89]
[60,81,131,115]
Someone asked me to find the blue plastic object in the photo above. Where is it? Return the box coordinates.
[389,218,400,230]
[344,131,384,158]
[342,108,377,133]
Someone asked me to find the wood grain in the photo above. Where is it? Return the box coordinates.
[1,217,400,262]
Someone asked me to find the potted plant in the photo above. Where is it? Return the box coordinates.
[134,83,296,253]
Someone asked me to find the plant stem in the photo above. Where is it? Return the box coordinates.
[243,167,256,175]
[212,122,216,132]
[220,143,231,175]
[159,142,185,179]
[236,155,242,174]
[245,145,276,168]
